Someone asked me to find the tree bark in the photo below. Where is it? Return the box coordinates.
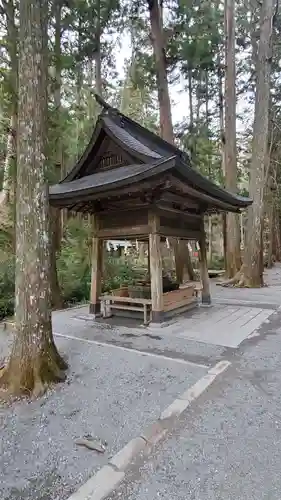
[50,0,63,309]
[2,0,18,205]
[147,0,196,279]
[188,67,193,131]
[147,0,174,143]
[224,0,241,277]
[218,0,275,288]
[242,0,275,286]
[95,0,102,97]
[217,54,227,270]
[1,0,67,397]
[2,115,17,204]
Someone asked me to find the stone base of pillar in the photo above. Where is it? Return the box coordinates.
[201,294,211,306]
[151,310,164,323]
[89,302,101,317]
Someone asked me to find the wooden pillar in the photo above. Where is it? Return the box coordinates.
[148,212,164,323]
[198,219,211,305]
[89,214,103,316]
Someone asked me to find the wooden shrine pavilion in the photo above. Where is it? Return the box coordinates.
[49,95,252,324]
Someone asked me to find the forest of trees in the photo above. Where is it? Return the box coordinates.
[0,0,280,396]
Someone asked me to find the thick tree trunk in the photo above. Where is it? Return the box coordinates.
[147,0,174,143]
[1,0,67,397]
[224,0,241,277]
[148,0,196,279]
[242,0,274,286]
[218,0,275,288]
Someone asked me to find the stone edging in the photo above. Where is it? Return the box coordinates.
[67,360,231,500]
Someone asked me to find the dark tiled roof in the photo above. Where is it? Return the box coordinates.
[102,108,251,210]
[50,95,252,212]
[103,116,162,160]
[49,156,176,200]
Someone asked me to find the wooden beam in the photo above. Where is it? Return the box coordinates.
[155,203,202,220]
[97,225,150,240]
[89,214,103,316]
[159,225,200,240]
[158,191,200,210]
[198,220,211,305]
[148,212,164,323]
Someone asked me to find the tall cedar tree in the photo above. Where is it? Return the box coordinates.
[224,0,241,277]
[220,0,276,287]
[0,0,67,397]
[147,0,195,281]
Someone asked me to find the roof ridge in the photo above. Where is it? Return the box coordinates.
[94,93,191,165]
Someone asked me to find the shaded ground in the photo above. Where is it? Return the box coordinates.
[1,265,281,500]
[0,330,206,500]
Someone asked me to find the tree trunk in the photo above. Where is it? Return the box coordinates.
[148,0,196,279]
[274,211,281,261]
[1,0,67,398]
[2,0,18,205]
[180,240,195,281]
[267,193,274,267]
[2,114,17,204]
[76,19,83,160]
[50,0,63,309]
[208,216,212,263]
[95,0,102,97]
[242,0,275,286]
[147,0,174,143]
[188,67,193,131]
[224,0,241,277]
[217,55,227,270]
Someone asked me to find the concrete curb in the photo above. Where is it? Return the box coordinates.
[67,465,125,500]
[66,359,231,500]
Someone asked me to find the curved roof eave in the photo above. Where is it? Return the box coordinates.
[49,156,176,204]
[98,101,252,211]
[175,160,252,209]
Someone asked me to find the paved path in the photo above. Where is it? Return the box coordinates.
[107,306,281,500]
[211,264,281,308]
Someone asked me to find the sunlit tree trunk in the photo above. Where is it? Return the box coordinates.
[242,0,275,286]
[1,0,67,398]
[224,0,241,277]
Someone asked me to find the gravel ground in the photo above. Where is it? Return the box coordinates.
[0,332,206,500]
[53,305,226,368]
[107,309,281,500]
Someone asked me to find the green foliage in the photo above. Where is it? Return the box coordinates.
[0,217,142,318]
[0,257,15,320]
[103,256,139,292]
[208,255,225,271]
